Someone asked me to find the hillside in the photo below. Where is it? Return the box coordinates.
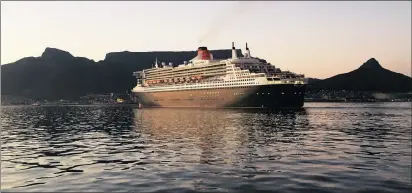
[309,58,412,92]
[2,50,411,101]
[305,78,322,84]
[1,47,243,100]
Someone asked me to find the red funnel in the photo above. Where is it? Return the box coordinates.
[197,47,211,60]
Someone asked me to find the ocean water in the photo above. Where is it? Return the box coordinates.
[1,102,411,192]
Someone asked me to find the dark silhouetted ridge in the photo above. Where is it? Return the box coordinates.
[358,58,382,69]
[310,58,412,92]
[1,48,242,100]
[41,47,73,60]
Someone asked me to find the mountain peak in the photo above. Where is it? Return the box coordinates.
[310,57,412,92]
[359,58,382,69]
[41,47,73,59]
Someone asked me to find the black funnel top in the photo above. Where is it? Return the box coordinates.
[198,47,208,51]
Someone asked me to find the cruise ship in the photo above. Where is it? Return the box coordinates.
[131,42,306,108]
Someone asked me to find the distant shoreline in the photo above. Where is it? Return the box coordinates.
[1,101,411,108]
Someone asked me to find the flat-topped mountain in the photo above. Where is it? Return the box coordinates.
[2,48,411,101]
[1,48,242,100]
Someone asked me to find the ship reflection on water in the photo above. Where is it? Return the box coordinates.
[133,108,308,166]
[2,103,411,192]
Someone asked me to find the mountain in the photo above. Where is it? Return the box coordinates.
[2,49,410,101]
[309,58,412,92]
[1,47,243,100]
[305,78,322,84]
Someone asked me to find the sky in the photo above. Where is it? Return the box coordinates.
[1,1,411,79]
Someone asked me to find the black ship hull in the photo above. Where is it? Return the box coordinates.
[133,84,306,109]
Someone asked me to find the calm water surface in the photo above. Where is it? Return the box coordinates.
[1,102,411,192]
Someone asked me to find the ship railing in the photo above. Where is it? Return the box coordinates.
[145,78,258,89]
[133,71,144,77]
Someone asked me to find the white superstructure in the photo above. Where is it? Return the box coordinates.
[132,42,305,93]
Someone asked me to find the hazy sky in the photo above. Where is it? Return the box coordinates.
[1,1,411,78]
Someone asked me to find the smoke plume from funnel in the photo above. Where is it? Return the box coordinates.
[198,1,250,45]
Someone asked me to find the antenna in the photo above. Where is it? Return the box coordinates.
[154,57,159,68]
[245,42,251,58]
[231,42,238,59]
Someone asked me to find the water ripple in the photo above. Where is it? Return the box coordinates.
[1,103,411,192]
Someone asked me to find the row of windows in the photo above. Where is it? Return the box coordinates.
[146,64,226,78]
[238,65,277,69]
[246,66,271,69]
[232,74,265,78]
[145,64,270,83]
[147,70,227,80]
[147,83,256,91]
[236,74,251,77]
[147,63,226,73]
[227,79,254,82]
[200,98,224,101]
[146,77,255,87]
[179,78,255,84]
[147,86,255,92]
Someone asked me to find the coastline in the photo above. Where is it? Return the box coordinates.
[1,101,411,108]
